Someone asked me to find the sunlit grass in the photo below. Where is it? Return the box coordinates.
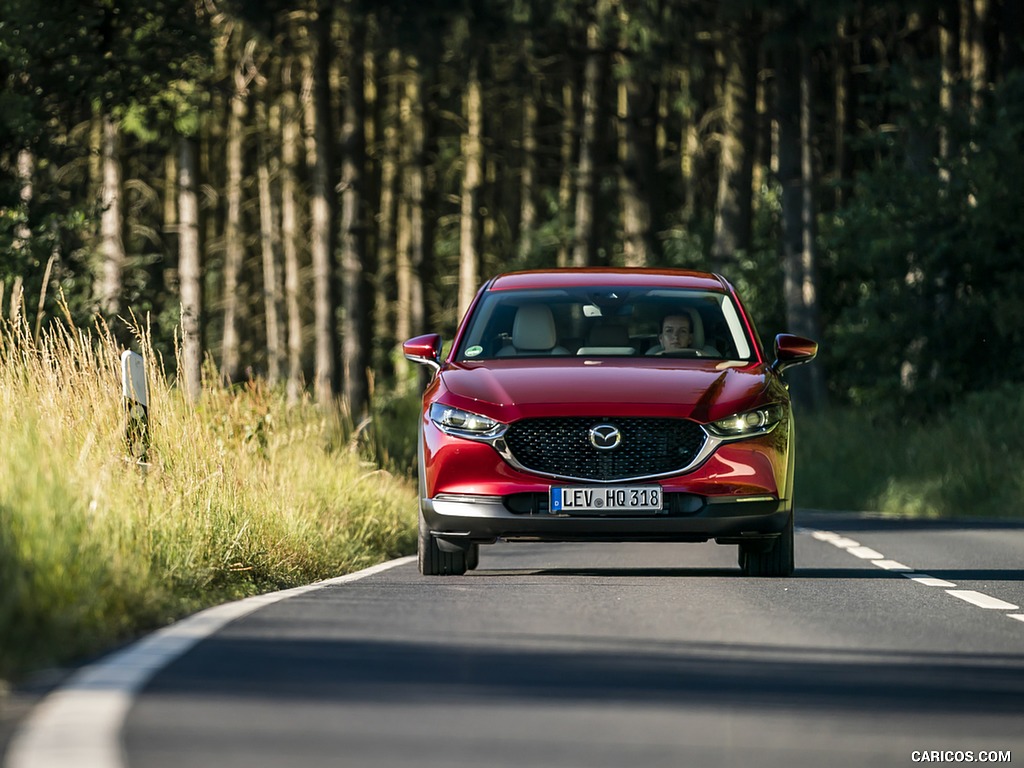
[0,311,417,683]
[795,387,1024,518]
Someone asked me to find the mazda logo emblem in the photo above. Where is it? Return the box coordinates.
[589,424,622,450]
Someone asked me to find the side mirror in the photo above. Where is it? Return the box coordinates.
[771,333,818,374]
[402,333,443,374]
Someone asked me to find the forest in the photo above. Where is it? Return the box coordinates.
[2,0,1023,419]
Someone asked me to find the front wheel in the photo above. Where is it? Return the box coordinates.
[418,509,468,576]
[740,512,794,577]
[465,543,480,571]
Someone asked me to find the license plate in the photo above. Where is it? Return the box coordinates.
[550,485,663,514]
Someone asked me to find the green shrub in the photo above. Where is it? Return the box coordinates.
[796,386,1024,518]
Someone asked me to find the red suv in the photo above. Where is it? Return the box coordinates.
[403,269,817,577]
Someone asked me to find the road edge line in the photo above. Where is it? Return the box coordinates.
[4,555,417,768]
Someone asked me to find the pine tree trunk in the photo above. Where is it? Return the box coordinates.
[8,149,36,327]
[832,15,856,209]
[88,109,102,206]
[256,85,286,385]
[97,114,125,319]
[375,48,401,379]
[615,4,654,267]
[777,33,826,412]
[395,55,428,383]
[939,2,961,178]
[482,156,499,279]
[616,13,655,269]
[178,135,203,404]
[394,66,414,383]
[281,56,304,404]
[411,57,432,387]
[679,58,701,222]
[202,67,223,358]
[458,54,483,320]
[711,21,756,273]
[221,44,247,384]
[340,14,370,417]
[517,76,538,265]
[163,149,178,258]
[557,77,576,268]
[306,5,337,408]
[962,0,990,115]
[573,5,607,268]
[14,148,33,256]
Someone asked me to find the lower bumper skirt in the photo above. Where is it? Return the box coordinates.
[422,493,791,546]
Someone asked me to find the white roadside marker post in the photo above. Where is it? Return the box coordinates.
[121,350,149,462]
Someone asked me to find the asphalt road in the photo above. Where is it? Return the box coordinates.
[6,511,1024,768]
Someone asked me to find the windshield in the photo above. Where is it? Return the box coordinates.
[454,287,755,362]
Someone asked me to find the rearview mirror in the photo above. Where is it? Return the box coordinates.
[402,333,443,373]
[771,334,818,374]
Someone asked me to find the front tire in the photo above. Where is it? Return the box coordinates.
[465,542,480,571]
[418,508,468,576]
[740,512,794,577]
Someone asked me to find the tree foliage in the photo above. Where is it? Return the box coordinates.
[822,71,1024,412]
[1,0,1021,415]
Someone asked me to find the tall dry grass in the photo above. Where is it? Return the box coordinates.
[0,308,417,682]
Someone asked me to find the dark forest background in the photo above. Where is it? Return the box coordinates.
[2,0,1022,420]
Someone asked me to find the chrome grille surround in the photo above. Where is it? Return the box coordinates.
[497,417,710,483]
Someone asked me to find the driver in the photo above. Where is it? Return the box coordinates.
[658,313,693,352]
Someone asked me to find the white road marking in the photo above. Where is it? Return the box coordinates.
[847,546,885,559]
[901,573,957,587]
[945,590,1020,610]
[811,530,841,541]
[803,526,1021,621]
[4,556,417,768]
[873,560,913,571]
[827,537,861,549]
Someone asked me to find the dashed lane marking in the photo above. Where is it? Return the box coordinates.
[902,573,957,588]
[826,537,861,549]
[873,560,913,571]
[809,530,842,541]
[847,546,885,560]
[802,527,1020,623]
[945,590,1020,610]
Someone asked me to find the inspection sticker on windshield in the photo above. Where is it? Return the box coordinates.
[551,485,662,513]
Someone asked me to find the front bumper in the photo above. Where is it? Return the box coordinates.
[420,414,793,547]
[421,491,791,546]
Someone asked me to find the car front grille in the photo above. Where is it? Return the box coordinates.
[502,417,707,482]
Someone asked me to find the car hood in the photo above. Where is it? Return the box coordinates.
[437,359,772,423]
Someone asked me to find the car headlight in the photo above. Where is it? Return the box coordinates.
[429,403,506,439]
[707,405,784,438]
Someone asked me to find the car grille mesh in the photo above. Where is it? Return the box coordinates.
[503,417,707,481]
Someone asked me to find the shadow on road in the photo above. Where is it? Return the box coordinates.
[468,567,904,579]
[141,633,1024,717]
[475,566,1024,581]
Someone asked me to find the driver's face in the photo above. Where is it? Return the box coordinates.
[660,315,692,351]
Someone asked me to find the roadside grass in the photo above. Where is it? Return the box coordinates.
[0,315,417,684]
[795,386,1024,518]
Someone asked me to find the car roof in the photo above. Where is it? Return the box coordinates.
[487,268,731,293]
